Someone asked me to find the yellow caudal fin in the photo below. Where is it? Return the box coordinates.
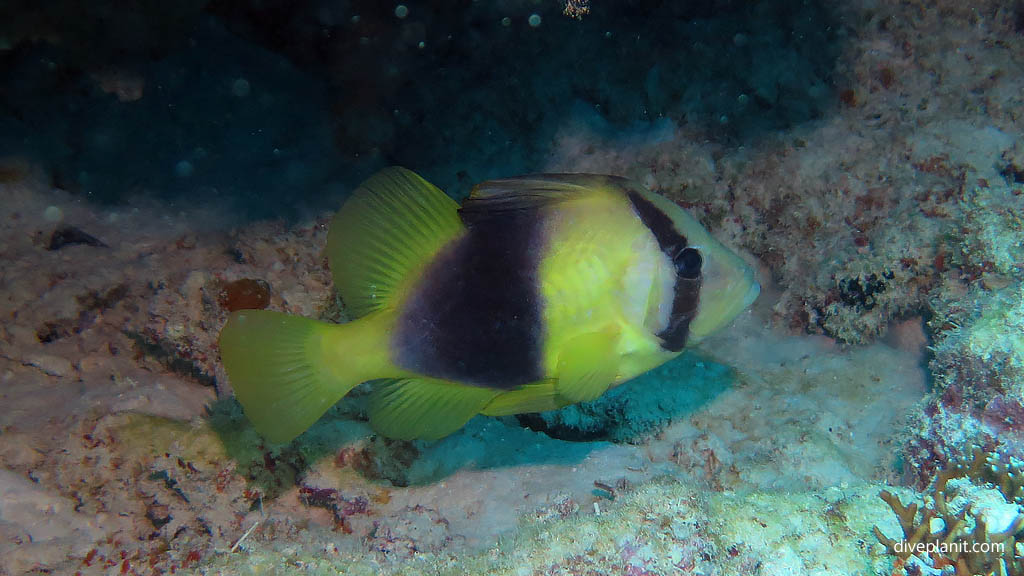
[218,309,392,443]
[327,167,464,318]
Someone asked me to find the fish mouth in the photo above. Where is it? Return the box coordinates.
[741,273,761,310]
[686,250,759,342]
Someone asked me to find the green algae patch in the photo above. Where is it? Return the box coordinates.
[198,548,385,576]
[955,181,1024,372]
[105,412,230,465]
[964,285,1024,372]
[202,396,371,498]
[961,184,1024,278]
[102,398,373,500]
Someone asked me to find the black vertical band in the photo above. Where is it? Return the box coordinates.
[626,191,701,352]
[392,211,546,389]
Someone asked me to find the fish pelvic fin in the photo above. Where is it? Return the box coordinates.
[480,380,567,416]
[328,167,465,318]
[554,326,621,403]
[218,309,394,443]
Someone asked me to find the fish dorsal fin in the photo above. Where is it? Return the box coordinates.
[328,167,464,318]
[460,173,627,225]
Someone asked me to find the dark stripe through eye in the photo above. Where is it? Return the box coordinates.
[625,191,681,253]
[625,189,702,352]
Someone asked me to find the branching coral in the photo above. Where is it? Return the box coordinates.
[875,449,1024,575]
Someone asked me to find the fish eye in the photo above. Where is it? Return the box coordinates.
[674,247,702,279]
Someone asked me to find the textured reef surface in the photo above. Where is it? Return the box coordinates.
[1,0,1022,575]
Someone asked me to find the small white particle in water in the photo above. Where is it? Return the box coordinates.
[43,205,63,222]
[501,17,511,27]
[395,5,409,18]
[231,78,251,98]
[418,41,425,49]
[528,14,542,27]
[175,160,194,178]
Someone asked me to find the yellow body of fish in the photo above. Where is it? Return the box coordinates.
[219,168,758,443]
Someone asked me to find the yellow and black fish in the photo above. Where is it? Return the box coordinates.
[218,167,758,443]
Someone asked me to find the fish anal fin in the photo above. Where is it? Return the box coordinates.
[369,378,500,441]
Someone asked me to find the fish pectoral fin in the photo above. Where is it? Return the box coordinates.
[555,327,621,404]
[368,378,500,441]
[480,380,564,416]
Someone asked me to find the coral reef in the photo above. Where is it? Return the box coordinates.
[544,1,1024,506]
[875,449,1024,576]
[901,171,1024,484]
[549,1,1022,348]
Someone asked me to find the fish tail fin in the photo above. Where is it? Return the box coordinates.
[218,309,393,443]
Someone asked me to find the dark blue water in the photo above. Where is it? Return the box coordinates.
[0,0,842,220]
